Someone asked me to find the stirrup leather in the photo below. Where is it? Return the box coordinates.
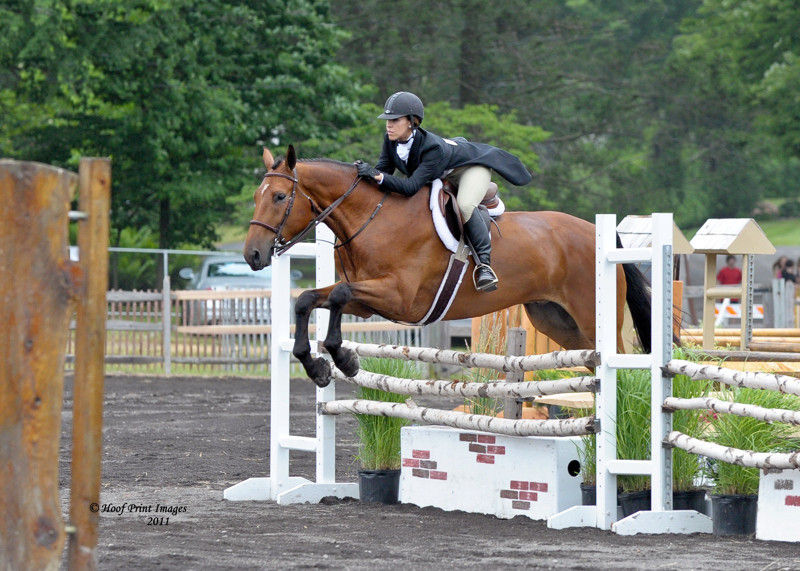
[472,263,498,292]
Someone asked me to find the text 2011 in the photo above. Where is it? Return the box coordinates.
[147,516,170,526]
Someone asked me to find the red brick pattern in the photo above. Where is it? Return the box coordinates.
[403,449,447,481]
[501,480,549,511]
[786,495,800,507]
[460,432,506,464]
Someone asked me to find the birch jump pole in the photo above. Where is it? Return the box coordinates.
[331,368,597,399]
[319,399,596,437]
[340,341,599,372]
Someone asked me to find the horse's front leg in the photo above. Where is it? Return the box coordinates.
[293,287,335,387]
[321,282,360,378]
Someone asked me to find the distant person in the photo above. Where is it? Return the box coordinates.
[782,259,798,284]
[716,255,742,286]
[773,255,788,279]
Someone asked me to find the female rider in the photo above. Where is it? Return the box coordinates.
[355,91,532,292]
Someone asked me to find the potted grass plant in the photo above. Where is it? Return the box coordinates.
[670,347,714,513]
[615,367,653,516]
[354,357,418,504]
[704,386,800,536]
[575,433,597,505]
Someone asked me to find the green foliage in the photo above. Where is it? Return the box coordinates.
[354,358,417,470]
[779,200,800,218]
[1,0,368,249]
[108,227,159,290]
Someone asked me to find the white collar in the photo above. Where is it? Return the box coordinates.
[396,131,415,162]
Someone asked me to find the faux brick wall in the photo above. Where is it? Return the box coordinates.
[460,432,506,465]
[499,480,549,511]
[403,449,448,481]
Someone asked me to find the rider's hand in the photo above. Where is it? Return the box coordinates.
[355,160,381,181]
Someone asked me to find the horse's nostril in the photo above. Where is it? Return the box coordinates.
[252,250,261,265]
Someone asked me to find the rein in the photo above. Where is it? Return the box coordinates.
[249,169,367,257]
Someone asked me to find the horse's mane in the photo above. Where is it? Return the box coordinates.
[272,157,355,172]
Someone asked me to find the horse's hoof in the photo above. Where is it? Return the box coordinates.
[335,348,360,378]
[307,357,331,388]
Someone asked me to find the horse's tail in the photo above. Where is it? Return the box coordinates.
[617,234,652,353]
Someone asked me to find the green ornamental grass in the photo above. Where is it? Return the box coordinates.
[706,387,800,496]
[354,357,419,471]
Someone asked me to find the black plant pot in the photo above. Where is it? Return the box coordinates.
[673,489,707,514]
[619,490,651,517]
[358,469,400,504]
[711,494,758,536]
[580,483,596,506]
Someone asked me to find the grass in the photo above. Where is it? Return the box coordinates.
[755,218,800,246]
[704,387,800,496]
[354,357,420,471]
[459,314,507,416]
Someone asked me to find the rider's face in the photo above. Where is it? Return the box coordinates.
[386,117,413,142]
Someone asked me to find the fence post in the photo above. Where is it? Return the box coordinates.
[503,327,526,419]
[315,224,336,485]
[69,158,111,569]
[0,160,78,569]
[162,266,172,375]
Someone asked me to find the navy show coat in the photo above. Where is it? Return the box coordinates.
[374,127,532,196]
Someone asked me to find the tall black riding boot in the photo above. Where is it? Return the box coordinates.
[464,212,498,292]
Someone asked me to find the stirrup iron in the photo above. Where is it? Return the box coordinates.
[473,264,498,292]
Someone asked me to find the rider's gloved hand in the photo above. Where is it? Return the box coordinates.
[355,160,381,180]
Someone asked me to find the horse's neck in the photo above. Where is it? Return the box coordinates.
[300,162,429,245]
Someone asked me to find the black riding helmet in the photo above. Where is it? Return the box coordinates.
[377,91,424,124]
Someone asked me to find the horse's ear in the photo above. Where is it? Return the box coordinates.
[262,148,274,169]
[286,144,297,170]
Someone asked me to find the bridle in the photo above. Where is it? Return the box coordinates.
[249,168,367,257]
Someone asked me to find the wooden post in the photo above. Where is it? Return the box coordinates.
[69,158,110,570]
[0,160,78,570]
[702,253,716,350]
[672,280,684,341]
[503,327,526,420]
[740,253,753,350]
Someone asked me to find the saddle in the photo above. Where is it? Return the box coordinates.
[433,179,503,246]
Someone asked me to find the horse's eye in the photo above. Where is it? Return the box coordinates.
[273,193,286,203]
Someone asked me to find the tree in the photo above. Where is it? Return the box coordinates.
[0,0,368,248]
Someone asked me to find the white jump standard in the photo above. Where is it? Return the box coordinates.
[226,212,800,541]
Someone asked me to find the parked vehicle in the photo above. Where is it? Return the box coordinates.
[179,256,300,325]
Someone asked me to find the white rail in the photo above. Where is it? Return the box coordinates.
[331,369,597,399]
[319,399,597,437]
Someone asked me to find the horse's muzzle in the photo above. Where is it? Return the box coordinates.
[244,245,273,271]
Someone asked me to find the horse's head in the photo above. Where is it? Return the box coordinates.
[244,145,316,270]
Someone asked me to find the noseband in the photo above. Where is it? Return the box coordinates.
[249,169,362,257]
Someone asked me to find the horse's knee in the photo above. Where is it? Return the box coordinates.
[325,283,352,309]
[295,290,320,317]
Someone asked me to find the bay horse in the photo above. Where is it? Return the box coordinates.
[244,145,651,387]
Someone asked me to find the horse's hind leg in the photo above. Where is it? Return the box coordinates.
[523,301,594,350]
